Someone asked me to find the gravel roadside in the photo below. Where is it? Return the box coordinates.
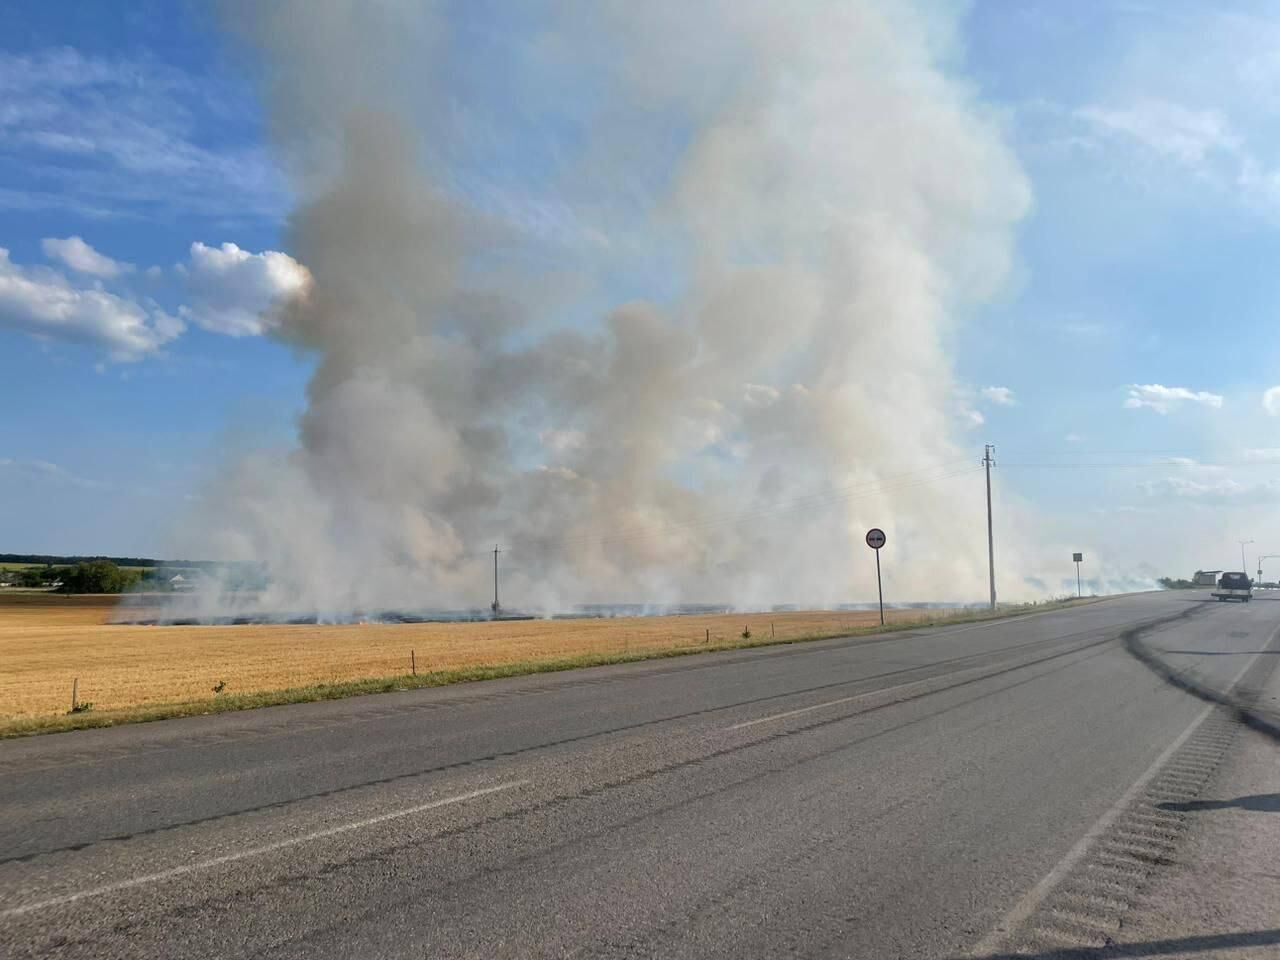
[1102,662,1280,958]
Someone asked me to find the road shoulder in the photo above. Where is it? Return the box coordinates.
[1103,663,1280,958]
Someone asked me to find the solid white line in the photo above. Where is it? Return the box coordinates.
[967,622,1274,957]
[0,780,529,920]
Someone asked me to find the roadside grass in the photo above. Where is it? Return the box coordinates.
[0,595,1094,739]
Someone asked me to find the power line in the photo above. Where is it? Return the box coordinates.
[408,460,983,569]
[502,463,983,560]
[1002,460,1280,469]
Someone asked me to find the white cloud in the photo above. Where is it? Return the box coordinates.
[980,385,1016,406]
[539,428,585,455]
[0,48,286,221]
[1065,433,1084,444]
[0,248,181,360]
[0,457,106,489]
[0,237,311,357]
[1074,88,1280,213]
[742,383,781,408]
[1077,100,1239,168]
[177,242,311,337]
[1140,475,1280,504]
[41,235,132,278]
[953,383,1003,427]
[1057,318,1109,340]
[1124,383,1223,414]
[1244,448,1280,462]
[1262,386,1280,416]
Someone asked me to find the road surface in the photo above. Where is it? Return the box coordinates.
[2,591,1277,958]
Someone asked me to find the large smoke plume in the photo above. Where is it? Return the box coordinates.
[179,0,1048,614]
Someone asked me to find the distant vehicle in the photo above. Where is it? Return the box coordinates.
[1193,570,1222,587]
[1212,572,1252,602]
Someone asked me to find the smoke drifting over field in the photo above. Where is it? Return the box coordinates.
[184,0,1046,614]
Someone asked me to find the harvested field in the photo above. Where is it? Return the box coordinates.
[0,591,988,725]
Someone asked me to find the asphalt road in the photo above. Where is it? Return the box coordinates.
[2,591,1277,959]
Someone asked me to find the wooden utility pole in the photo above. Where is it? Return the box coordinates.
[984,444,996,610]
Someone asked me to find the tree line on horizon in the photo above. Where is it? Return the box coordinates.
[2,558,266,594]
[0,553,228,568]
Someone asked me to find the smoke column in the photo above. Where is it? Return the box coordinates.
[182,0,1046,615]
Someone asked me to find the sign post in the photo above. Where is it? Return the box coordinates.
[1073,552,1083,598]
[866,528,887,625]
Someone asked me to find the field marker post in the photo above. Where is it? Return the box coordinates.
[71,677,78,712]
[705,628,709,644]
[771,622,775,638]
[411,649,416,676]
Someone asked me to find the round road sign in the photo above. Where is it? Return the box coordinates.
[865,528,886,550]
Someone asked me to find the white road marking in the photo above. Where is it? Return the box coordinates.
[0,780,529,920]
[967,622,1275,957]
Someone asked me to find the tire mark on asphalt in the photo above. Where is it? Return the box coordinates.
[1125,615,1280,742]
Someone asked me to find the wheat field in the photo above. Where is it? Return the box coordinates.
[0,592,964,721]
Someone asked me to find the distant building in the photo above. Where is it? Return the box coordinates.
[169,574,196,592]
[1193,570,1221,586]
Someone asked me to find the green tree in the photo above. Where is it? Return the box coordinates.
[58,560,143,594]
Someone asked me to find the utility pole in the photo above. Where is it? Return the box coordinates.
[1239,539,1254,576]
[1257,555,1280,586]
[491,545,501,616]
[983,444,996,610]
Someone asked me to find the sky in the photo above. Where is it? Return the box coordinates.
[3,0,1280,598]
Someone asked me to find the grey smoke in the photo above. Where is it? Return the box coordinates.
[180,0,1060,614]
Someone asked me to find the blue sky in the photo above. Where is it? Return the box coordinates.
[3,0,1280,584]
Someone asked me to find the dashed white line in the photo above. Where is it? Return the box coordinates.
[0,780,529,920]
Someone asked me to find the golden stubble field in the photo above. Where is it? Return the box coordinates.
[0,592,963,721]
